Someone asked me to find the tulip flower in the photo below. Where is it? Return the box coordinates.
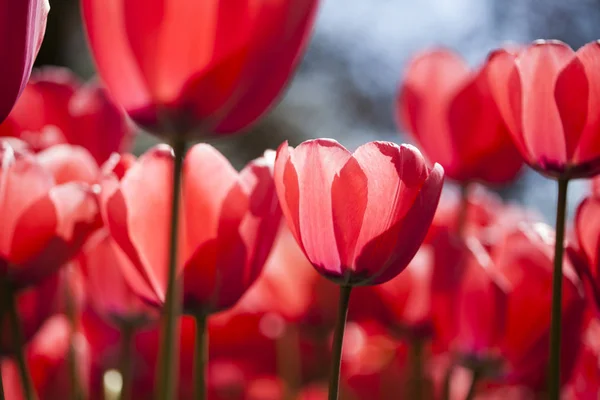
[101,144,281,399]
[274,139,443,399]
[486,40,600,398]
[397,49,522,185]
[0,0,50,123]
[81,0,318,139]
[0,67,134,165]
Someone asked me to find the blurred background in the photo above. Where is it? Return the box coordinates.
[35,0,600,221]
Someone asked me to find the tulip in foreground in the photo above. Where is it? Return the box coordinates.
[487,40,600,399]
[274,139,444,399]
[397,48,522,185]
[0,0,50,123]
[101,144,281,399]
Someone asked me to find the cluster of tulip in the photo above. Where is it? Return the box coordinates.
[1,0,600,400]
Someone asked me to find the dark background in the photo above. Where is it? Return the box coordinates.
[35,0,600,221]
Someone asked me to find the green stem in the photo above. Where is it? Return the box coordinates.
[193,312,208,400]
[6,288,36,400]
[119,323,135,400]
[548,177,569,400]
[457,183,470,238]
[64,276,82,400]
[328,285,352,400]
[409,339,425,400]
[157,138,186,400]
[276,324,301,400]
[464,368,481,400]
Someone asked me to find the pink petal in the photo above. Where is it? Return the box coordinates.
[273,142,303,252]
[36,144,99,184]
[292,139,352,276]
[517,41,576,167]
[182,143,238,264]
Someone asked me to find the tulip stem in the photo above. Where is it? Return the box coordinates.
[64,274,83,400]
[409,339,425,400]
[0,364,5,400]
[549,177,568,400]
[328,285,352,400]
[457,183,470,237]
[464,367,481,400]
[193,312,208,400]
[6,288,36,400]
[119,323,135,400]
[277,324,301,400]
[441,363,454,400]
[157,138,186,400]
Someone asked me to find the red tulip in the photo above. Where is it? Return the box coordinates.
[0,140,101,289]
[573,194,600,316]
[274,139,444,286]
[101,144,281,314]
[36,144,100,185]
[2,315,90,400]
[0,275,60,356]
[81,0,319,137]
[487,40,600,179]
[397,49,522,184]
[562,316,600,399]
[0,67,133,165]
[0,0,49,123]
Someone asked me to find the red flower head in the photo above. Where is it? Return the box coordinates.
[0,67,134,165]
[397,49,523,184]
[487,40,600,179]
[274,139,444,286]
[81,0,319,138]
[101,144,281,315]
[0,140,101,289]
[0,0,49,123]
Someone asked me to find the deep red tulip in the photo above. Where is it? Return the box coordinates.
[81,0,319,137]
[562,316,600,399]
[0,0,49,123]
[0,140,101,289]
[397,49,522,184]
[573,194,600,316]
[101,144,281,314]
[2,315,90,400]
[0,275,59,356]
[487,40,600,179]
[274,139,444,286]
[0,67,133,165]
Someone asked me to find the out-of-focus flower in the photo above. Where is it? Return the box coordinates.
[2,315,90,400]
[0,140,101,289]
[274,139,444,286]
[487,40,600,179]
[101,144,281,315]
[0,67,133,165]
[562,316,600,399]
[0,0,50,123]
[397,49,522,184]
[81,0,319,137]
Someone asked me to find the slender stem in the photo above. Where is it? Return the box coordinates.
[328,285,352,400]
[548,177,568,400]
[64,275,82,400]
[0,366,5,400]
[157,138,186,400]
[409,339,425,400]
[119,323,135,400]
[456,183,470,238]
[464,368,481,400]
[6,289,36,400]
[276,324,301,400]
[441,363,453,400]
[193,312,208,400]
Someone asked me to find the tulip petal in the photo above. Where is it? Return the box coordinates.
[292,139,352,275]
[273,142,303,251]
[36,144,99,184]
[517,41,575,167]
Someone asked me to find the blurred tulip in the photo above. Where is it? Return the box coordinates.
[2,315,90,400]
[0,0,49,123]
[81,0,319,137]
[0,276,60,356]
[36,144,99,185]
[0,67,133,165]
[573,194,600,316]
[487,40,600,179]
[101,144,281,315]
[397,49,522,184]
[274,139,444,286]
[0,140,101,289]
[562,316,600,399]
